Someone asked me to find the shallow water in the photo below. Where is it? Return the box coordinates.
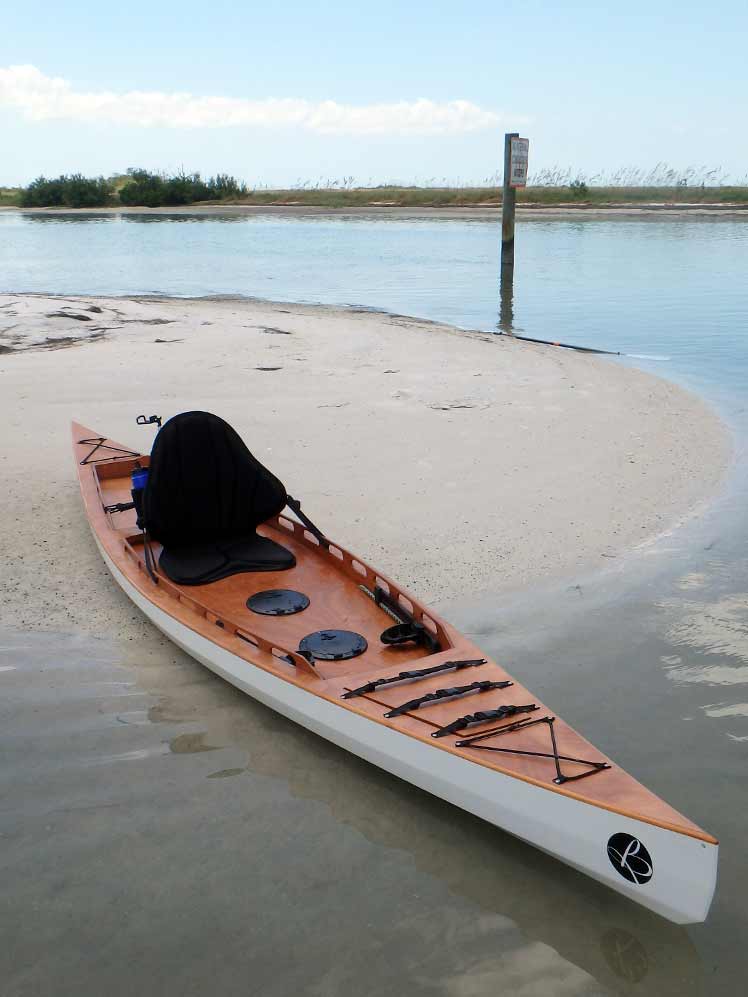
[0,621,726,997]
[1,211,747,402]
[2,211,748,994]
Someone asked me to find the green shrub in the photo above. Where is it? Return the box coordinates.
[17,169,248,209]
[569,179,589,200]
[118,169,247,207]
[118,169,167,207]
[20,174,113,208]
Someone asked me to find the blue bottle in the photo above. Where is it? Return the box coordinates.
[131,466,149,528]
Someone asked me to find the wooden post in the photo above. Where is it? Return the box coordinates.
[501,132,519,278]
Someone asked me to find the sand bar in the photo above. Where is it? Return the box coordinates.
[0,293,728,637]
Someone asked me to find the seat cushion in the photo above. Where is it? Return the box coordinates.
[159,533,295,586]
[143,411,288,550]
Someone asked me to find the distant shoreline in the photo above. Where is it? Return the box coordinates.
[3,202,748,219]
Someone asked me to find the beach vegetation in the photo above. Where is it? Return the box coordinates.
[19,174,113,208]
[0,186,22,206]
[118,169,248,207]
[569,179,589,200]
[13,170,248,209]
[5,163,748,211]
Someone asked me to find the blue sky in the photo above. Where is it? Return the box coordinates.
[1,0,746,186]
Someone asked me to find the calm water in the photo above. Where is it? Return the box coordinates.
[2,211,747,402]
[3,210,748,995]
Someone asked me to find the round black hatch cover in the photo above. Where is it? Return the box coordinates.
[299,629,368,661]
[247,589,310,616]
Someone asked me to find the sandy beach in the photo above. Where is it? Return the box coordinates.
[0,292,728,637]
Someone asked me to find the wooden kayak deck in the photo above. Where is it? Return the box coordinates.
[73,422,716,845]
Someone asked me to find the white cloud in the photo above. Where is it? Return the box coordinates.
[0,65,507,135]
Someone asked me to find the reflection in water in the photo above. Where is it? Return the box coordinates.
[701,702,748,718]
[26,212,112,224]
[133,638,701,996]
[664,593,748,662]
[121,212,246,224]
[498,265,514,333]
[600,930,649,985]
[22,211,247,225]
[661,656,748,686]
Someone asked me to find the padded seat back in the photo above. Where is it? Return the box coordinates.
[143,411,287,549]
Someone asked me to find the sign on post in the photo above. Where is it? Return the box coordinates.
[501,132,528,294]
[509,137,530,188]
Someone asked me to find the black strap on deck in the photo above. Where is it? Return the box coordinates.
[431,703,538,738]
[455,715,611,785]
[384,679,512,718]
[78,437,139,466]
[285,495,330,549]
[342,658,487,700]
[141,528,159,585]
[103,501,136,514]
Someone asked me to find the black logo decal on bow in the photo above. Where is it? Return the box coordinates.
[607,834,653,885]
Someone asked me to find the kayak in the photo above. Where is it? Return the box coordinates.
[72,413,718,924]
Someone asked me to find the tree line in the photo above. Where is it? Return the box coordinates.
[19,169,248,208]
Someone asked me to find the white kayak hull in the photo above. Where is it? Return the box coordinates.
[97,538,718,924]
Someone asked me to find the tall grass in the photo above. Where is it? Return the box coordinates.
[0,187,21,207]
[238,164,748,206]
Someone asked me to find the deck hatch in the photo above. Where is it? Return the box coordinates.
[247,589,310,616]
[299,629,368,661]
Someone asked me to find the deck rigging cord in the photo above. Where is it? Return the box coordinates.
[431,703,538,738]
[455,715,611,785]
[342,658,487,699]
[384,679,513,718]
[78,437,139,465]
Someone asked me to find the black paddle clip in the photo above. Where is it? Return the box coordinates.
[375,586,440,653]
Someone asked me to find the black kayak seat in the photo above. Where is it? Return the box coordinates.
[142,411,294,585]
[159,534,295,585]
